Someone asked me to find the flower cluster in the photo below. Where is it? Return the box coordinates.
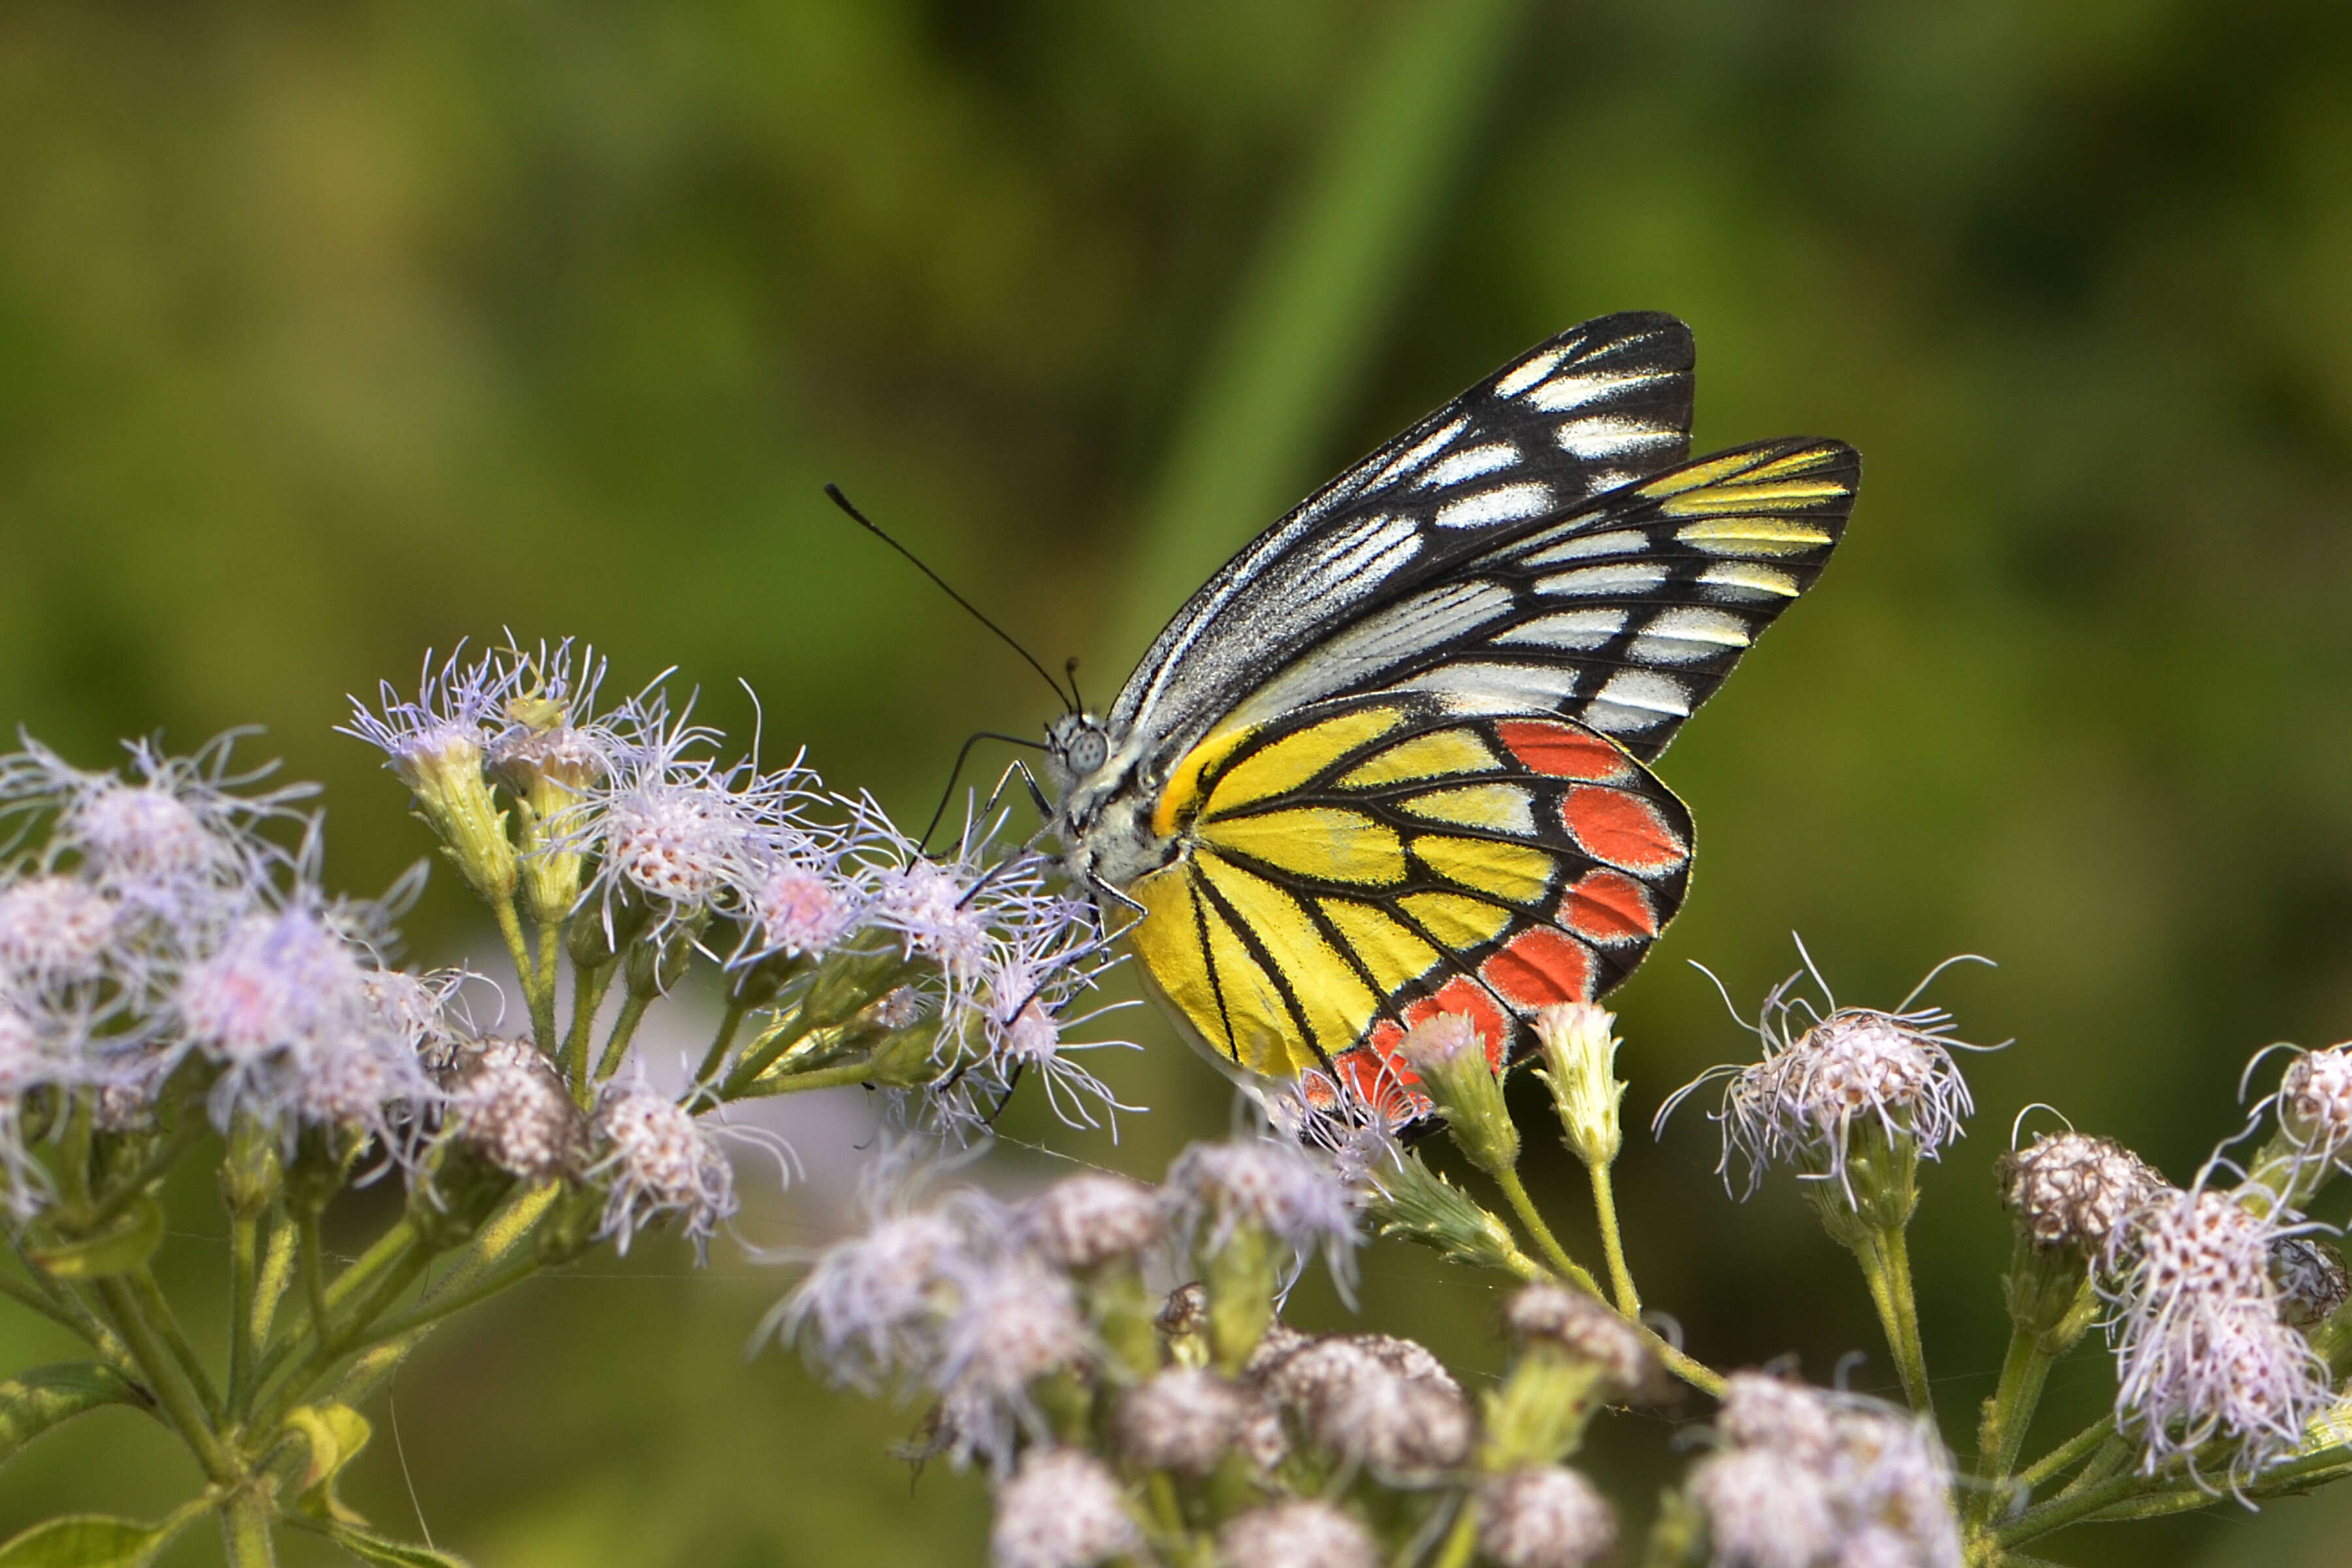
[344,642,1130,1137]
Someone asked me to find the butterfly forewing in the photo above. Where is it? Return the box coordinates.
[1221,438,1858,764]
[1111,313,1698,778]
[1124,693,1690,1119]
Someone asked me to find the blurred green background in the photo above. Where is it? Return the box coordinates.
[5,0,2352,1562]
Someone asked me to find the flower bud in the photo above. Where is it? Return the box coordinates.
[1996,1132,2164,1350]
[1113,1366,1256,1477]
[1484,1285,1652,1469]
[440,1037,589,1183]
[1360,1148,1541,1279]
[988,1448,1139,1568]
[1395,1012,1517,1177]
[1477,1466,1616,1568]
[1215,1501,1377,1568]
[1016,1173,1166,1274]
[400,729,517,904]
[1531,1002,1624,1169]
[491,718,606,927]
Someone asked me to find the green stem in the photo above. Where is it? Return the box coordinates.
[79,1115,201,1232]
[1486,1164,1605,1299]
[595,991,653,1082]
[1969,1328,2052,1526]
[297,1209,331,1356]
[1584,1161,1641,1317]
[247,1219,421,1394]
[694,1000,753,1089]
[250,1215,296,1358]
[1851,1226,1934,1416]
[0,1260,123,1360]
[536,919,563,1026]
[220,1487,277,1568]
[2014,1415,2112,1494]
[357,1252,542,1349]
[562,958,617,1091]
[131,1267,223,1424]
[93,1274,237,1484]
[1654,1335,1725,1399]
[1429,1497,1480,1568]
[732,1056,880,1098]
[2053,1433,2129,1500]
[1995,1468,2156,1548]
[229,1214,258,1417]
[492,890,556,1051]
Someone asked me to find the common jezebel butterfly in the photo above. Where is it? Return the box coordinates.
[1040,313,1856,1130]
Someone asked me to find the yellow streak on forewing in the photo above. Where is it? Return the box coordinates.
[1397,783,1537,834]
[1658,482,1848,519]
[1201,807,1406,887]
[1196,854,1377,1062]
[1335,728,1501,789]
[1318,898,1439,994]
[1152,723,1260,839]
[1414,834,1557,904]
[1203,707,1405,815]
[1396,891,1514,949]
[1128,862,1229,1054]
[1637,450,1751,493]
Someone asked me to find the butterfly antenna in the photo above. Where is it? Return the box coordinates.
[825,484,1076,710]
[1064,657,1086,713]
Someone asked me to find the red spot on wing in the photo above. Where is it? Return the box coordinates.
[1494,721,1629,781]
[1326,1041,1433,1128]
[1559,870,1658,944]
[1561,787,1686,873]
[1480,927,1597,1009]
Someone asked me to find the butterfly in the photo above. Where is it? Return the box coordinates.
[1041,312,1857,1130]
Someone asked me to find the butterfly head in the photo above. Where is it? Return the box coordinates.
[1041,711,1170,898]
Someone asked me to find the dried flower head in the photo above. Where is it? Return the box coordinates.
[1999,1132,2167,1254]
[2271,1237,2351,1328]
[936,1259,1090,1471]
[1477,1466,1616,1568]
[1015,1173,1165,1273]
[1215,1500,1377,1568]
[1114,1366,1257,1477]
[988,1448,1139,1568]
[1167,1137,1360,1293]
[2279,1045,2352,1170]
[1692,1374,1961,1568]
[783,1203,992,1391]
[1254,1331,1471,1474]
[590,1080,737,1258]
[2106,1185,2337,1480]
[1503,1282,1658,1394]
[440,1037,588,1181]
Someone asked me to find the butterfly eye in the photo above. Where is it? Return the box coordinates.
[1066,728,1109,776]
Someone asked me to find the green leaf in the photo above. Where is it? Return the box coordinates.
[0,1515,167,1567]
[278,1402,372,1524]
[316,1522,473,1567]
[25,1202,164,1281]
[0,1364,149,1465]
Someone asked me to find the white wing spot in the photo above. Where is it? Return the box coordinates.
[1417,443,1519,490]
[1520,529,1648,567]
[1536,561,1671,596]
[1395,661,1583,710]
[1525,369,1667,414]
[1583,670,1692,732]
[1626,606,1752,662]
[1435,482,1552,531]
[1556,415,1677,460]
[1372,417,1468,487]
[1493,608,1627,651]
[1495,346,1571,397]
[1696,562,1801,600]
[1228,580,1512,729]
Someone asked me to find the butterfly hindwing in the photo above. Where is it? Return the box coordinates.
[1124,693,1690,1115]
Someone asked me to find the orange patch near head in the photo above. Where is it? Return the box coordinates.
[1561,787,1685,873]
[1493,721,1629,782]
[1480,927,1595,1010]
[1559,870,1658,944]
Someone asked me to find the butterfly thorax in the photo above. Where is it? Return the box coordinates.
[1042,711,1179,897]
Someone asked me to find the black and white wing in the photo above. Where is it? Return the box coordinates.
[1222,439,1859,763]
[1109,312,1697,772]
